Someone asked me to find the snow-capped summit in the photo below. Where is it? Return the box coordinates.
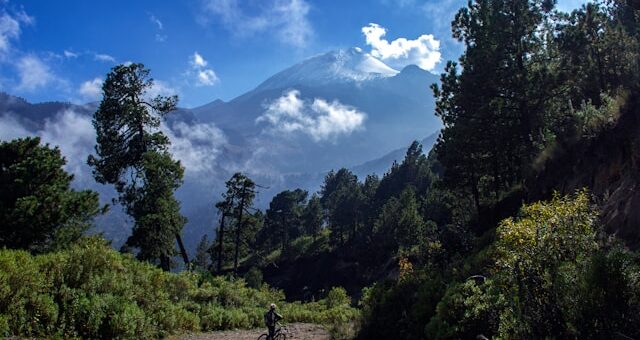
[255,48,399,91]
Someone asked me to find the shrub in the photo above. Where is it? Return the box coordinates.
[244,267,263,289]
[0,237,359,338]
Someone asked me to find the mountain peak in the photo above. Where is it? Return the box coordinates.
[254,48,399,92]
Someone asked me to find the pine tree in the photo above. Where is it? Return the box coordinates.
[87,63,188,270]
[0,137,103,253]
[264,189,308,252]
[194,234,211,271]
[214,173,257,275]
[320,168,362,244]
[303,194,323,240]
[432,0,554,213]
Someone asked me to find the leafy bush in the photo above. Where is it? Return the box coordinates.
[0,237,359,338]
[425,280,499,340]
[358,272,445,340]
[244,267,263,289]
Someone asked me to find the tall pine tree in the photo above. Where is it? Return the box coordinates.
[88,63,188,270]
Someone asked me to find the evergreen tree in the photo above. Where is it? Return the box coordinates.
[213,191,234,273]
[432,0,555,213]
[376,141,433,203]
[303,194,323,240]
[194,234,211,271]
[0,137,103,253]
[214,173,257,274]
[87,63,188,270]
[264,189,308,252]
[320,168,362,244]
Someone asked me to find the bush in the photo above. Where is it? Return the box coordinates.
[358,271,445,340]
[244,267,263,289]
[0,237,359,338]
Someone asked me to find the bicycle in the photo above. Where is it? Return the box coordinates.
[257,322,289,340]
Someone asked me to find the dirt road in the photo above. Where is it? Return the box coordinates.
[174,323,331,340]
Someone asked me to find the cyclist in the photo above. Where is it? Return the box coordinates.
[264,303,283,339]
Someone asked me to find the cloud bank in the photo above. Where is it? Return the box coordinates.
[257,89,366,142]
[164,120,227,175]
[362,23,441,71]
[0,107,227,180]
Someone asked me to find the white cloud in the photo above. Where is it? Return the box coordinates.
[0,113,30,141]
[16,54,54,91]
[189,52,219,86]
[201,0,312,47]
[257,89,366,142]
[145,79,179,99]
[39,109,95,179]
[79,77,103,101]
[155,34,167,42]
[362,23,441,71]
[191,51,207,68]
[94,53,116,63]
[149,14,163,30]
[0,9,32,57]
[163,120,227,175]
[0,13,19,54]
[63,50,78,58]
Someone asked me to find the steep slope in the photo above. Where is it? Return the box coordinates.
[529,93,640,248]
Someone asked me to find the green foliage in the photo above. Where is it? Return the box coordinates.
[125,151,186,264]
[321,168,363,245]
[493,190,597,337]
[570,248,640,338]
[425,280,499,340]
[0,237,358,338]
[421,191,633,339]
[573,93,623,138]
[303,194,323,239]
[325,287,351,308]
[0,137,102,253]
[261,188,308,253]
[358,271,446,340]
[243,267,263,289]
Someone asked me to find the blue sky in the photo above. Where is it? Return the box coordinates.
[2,0,586,108]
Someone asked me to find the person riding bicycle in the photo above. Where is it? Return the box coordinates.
[264,303,283,339]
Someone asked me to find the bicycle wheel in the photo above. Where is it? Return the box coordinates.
[257,334,268,340]
[274,333,286,340]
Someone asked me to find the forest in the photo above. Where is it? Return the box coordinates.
[1,0,640,339]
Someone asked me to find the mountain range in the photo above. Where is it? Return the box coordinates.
[0,47,442,252]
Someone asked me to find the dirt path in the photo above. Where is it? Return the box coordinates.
[174,323,331,340]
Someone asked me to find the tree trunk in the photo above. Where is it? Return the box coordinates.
[233,186,247,275]
[217,212,227,273]
[175,233,190,267]
[160,255,171,271]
